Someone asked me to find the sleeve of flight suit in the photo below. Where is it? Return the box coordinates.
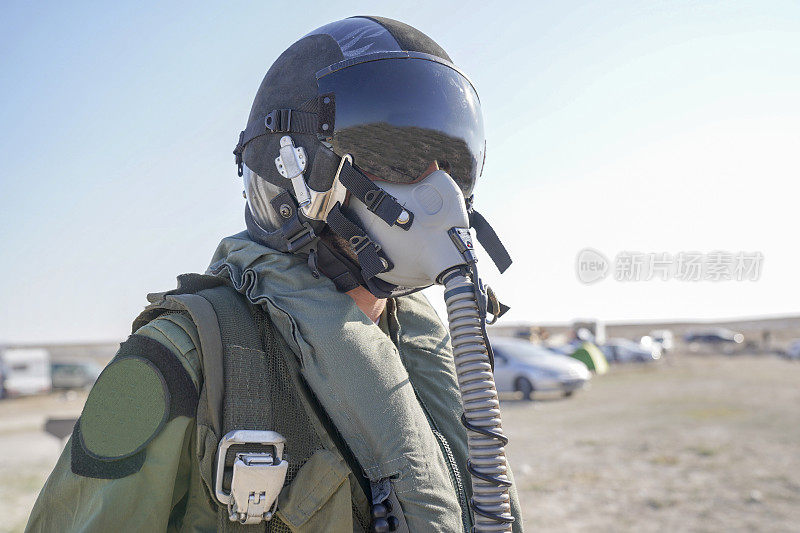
[25,313,204,533]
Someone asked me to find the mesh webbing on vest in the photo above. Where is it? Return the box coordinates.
[199,285,318,533]
[248,302,371,532]
[138,275,370,531]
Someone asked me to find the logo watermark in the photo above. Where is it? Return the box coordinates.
[576,249,763,284]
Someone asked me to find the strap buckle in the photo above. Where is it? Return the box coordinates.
[215,430,289,525]
[265,109,292,133]
[348,234,381,255]
[286,222,316,253]
[363,189,388,211]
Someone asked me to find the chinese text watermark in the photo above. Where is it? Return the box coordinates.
[576,248,763,284]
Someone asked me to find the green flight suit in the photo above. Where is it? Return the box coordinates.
[26,234,524,532]
[26,313,218,532]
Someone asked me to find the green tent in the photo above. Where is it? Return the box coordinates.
[570,341,609,375]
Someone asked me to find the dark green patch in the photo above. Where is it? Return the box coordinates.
[80,357,169,459]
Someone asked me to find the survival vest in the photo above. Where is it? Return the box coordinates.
[134,273,382,532]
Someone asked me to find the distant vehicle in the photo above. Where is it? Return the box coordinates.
[684,328,744,345]
[0,348,52,397]
[784,340,800,360]
[490,338,591,400]
[51,361,102,390]
[601,338,662,363]
[647,329,674,353]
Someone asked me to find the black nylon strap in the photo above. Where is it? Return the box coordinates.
[233,108,319,176]
[337,161,413,230]
[265,109,318,134]
[269,191,316,252]
[315,240,363,293]
[326,203,389,280]
[469,209,513,273]
[244,200,316,255]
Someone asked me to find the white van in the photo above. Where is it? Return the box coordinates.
[1,348,52,397]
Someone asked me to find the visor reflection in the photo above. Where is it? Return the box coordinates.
[317,57,484,195]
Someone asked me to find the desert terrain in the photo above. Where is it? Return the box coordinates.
[2,352,798,532]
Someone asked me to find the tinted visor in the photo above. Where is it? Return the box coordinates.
[317,54,484,196]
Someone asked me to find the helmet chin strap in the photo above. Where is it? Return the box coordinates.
[244,192,421,299]
[313,237,423,298]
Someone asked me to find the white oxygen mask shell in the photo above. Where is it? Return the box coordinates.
[349,170,470,288]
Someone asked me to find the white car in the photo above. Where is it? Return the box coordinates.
[602,338,662,363]
[490,338,591,400]
[0,348,52,397]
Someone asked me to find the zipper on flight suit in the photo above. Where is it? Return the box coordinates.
[415,396,472,533]
[385,302,471,532]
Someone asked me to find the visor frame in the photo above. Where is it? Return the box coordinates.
[316,51,481,99]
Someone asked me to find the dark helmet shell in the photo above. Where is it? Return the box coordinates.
[242,16,456,193]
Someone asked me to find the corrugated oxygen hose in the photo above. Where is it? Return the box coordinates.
[443,272,514,532]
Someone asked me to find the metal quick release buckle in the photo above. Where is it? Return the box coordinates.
[275,135,311,207]
[215,430,289,525]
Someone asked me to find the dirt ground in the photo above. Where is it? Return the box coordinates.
[505,354,800,532]
[1,354,798,532]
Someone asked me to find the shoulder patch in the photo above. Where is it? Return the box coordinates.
[71,334,199,479]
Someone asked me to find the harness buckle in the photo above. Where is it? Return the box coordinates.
[215,430,289,525]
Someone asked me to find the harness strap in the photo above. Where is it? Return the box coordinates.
[196,285,274,532]
[326,203,391,281]
[136,274,373,529]
[191,278,372,529]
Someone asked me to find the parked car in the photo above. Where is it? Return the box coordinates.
[684,328,744,345]
[490,338,591,400]
[784,340,800,360]
[645,329,674,353]
[51,361,102,390]
[601,338,662,363]
[684,328,745,354]
[0,348,52,397]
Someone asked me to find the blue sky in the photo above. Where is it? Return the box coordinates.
[1,1,798,342]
